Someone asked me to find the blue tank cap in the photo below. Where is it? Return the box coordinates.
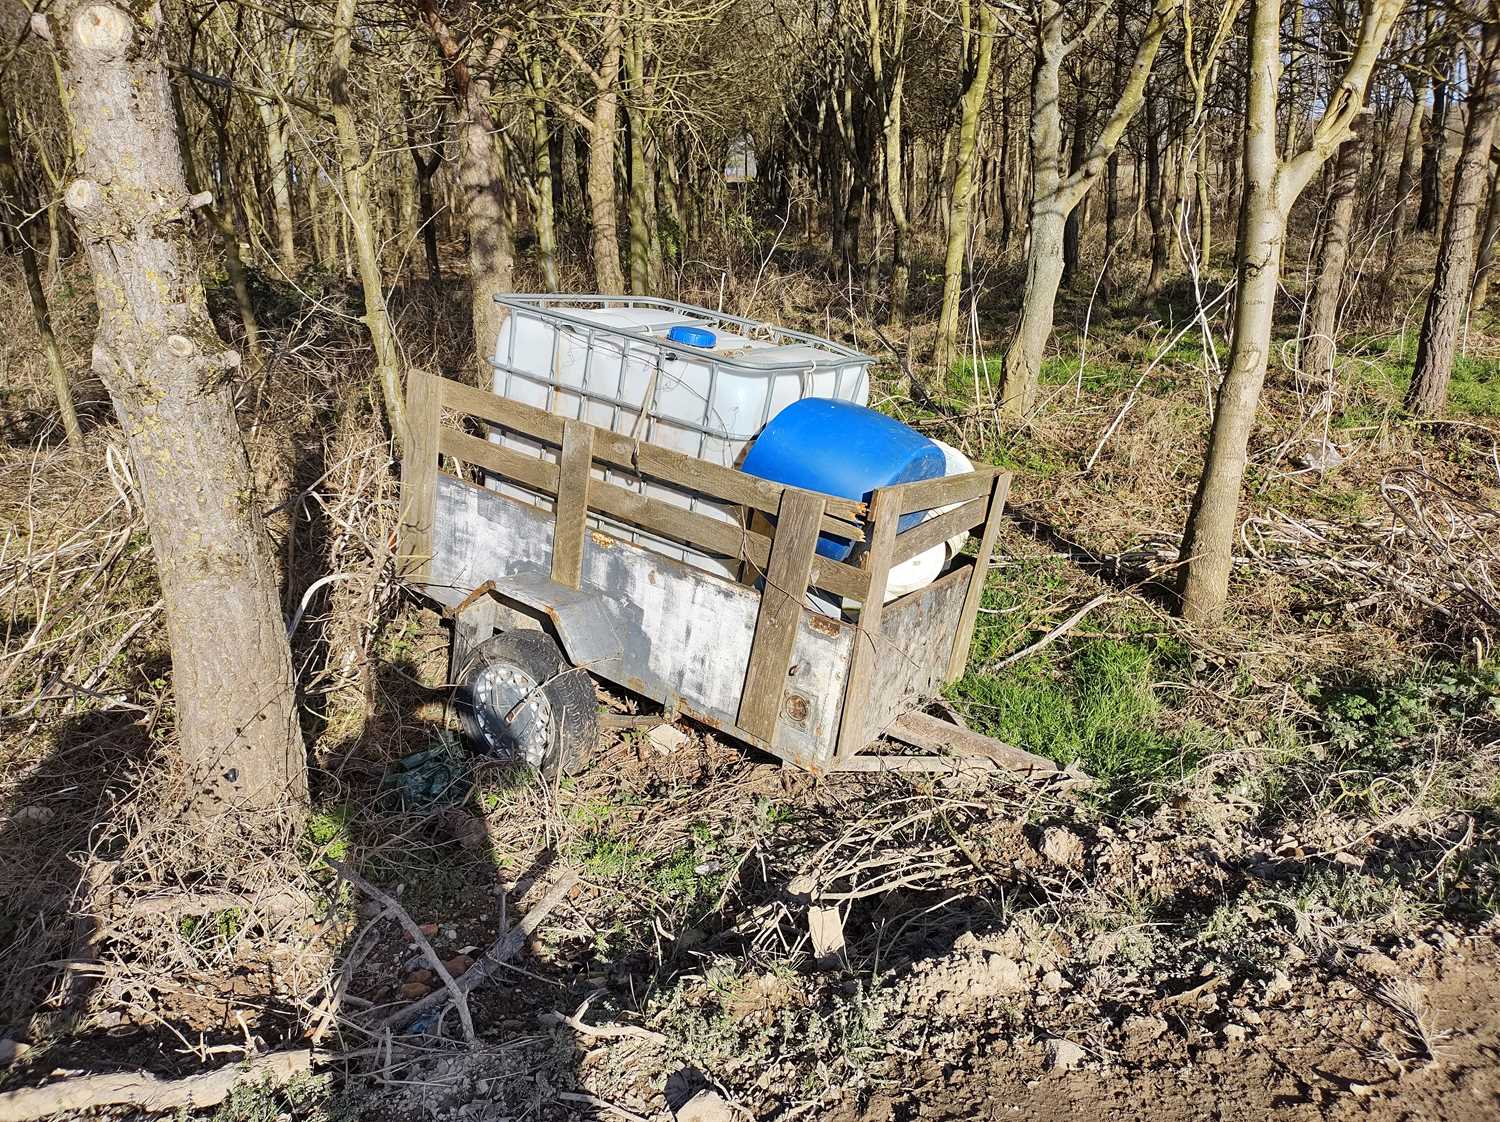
[668,325,717,348]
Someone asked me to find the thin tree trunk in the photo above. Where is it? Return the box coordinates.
[1472,162,1500,307]
[1143,92,1169,298]
[1062,77,1091,287]
[408,117,443,285]
[255,95,298,273]
[1416,46,1453,234]
[55,0,307,820]
[870,0,912,323]
[997,0,1179,414]
[1301,136,1362,379]
[0,102,84,449]
[1382,70,1428,283]
[1177,0,1401,623]
[931,1,996,371]
[528,57,559,290]
[333,0,408,449]
[415,1,515,364]
[1407,23,1500,415]
[590,0,627,293]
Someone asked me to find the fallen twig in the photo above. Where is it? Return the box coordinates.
[379,866,580,1033]
[0,1049,311,1121]
[331,861,476,1044]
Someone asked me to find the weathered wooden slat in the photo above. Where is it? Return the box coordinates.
[398,371,441,580]
[835,486,902,756]
[890,467,1000,516]
[886,710,1059,776]
[890,496,988,566]
[738,490,826,741]
[946,471,1011,682]
[551,420,593,589]
[439,376,866,534]
[438,428,873,600]
[439,428,558,494]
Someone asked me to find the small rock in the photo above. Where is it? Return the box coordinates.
[1264,970,1292,1004]
[399,981,433,1001]
[675,1088,732,1122]
[986,954,1026,994]
[1040,826,1085,870]
[1122,1014,1168,1045]
[1224,1023,1249,1043]
[444,955,473,977]
[1044,1037,1086,1072]
[647,723,689,755]
[11,806,54,825]
[1041,970,1066,992]
[0,1039,32,1065]
[406,968,435,986]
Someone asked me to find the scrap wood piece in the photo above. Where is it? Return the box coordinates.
[886,711,1066,778]
[380,867,580,1032]
[0,1049,312,1121]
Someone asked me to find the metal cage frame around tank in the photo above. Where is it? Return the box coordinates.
[488,294,876,450]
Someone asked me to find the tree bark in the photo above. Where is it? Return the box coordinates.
[931,1,996,371]
[254,95,297,274]
[528,56,559,290]
[1300,135,1362,379]
[1,99,84,450]
[333,0,408,449]
[1176,0,1402,624]
[53,0,307,819]
[1382,67,1427,281]
[1407,22,1500,416]
[1472,161,1500,307]
[996,0,1179,414]
[589,0,627,293]
[1416,45,1453,234]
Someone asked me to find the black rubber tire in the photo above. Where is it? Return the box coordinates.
[454,629,597,777]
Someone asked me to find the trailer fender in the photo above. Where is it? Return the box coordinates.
[476,570,624,673]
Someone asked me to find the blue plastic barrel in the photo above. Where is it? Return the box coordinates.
[741,399,946,560]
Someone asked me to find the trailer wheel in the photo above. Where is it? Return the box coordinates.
[455,630,597,777]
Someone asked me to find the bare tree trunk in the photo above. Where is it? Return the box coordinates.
[1143,90,1169,298]
[1382,68,1427,281]
[407,117,443,285]
[1473,162,1500,307]
[1062,77,1091,287]
[870,0,912,323]
[1177,0,1401,624]
[1407,23,1500,415]
[931,1,995,371]
[1,99,84,450]
[54,0,307,819]
[590,0,627,293]
[624,3,661,294]
[415,0,515,363]
[996,0,1178,414]
[255,96,297,274]
[1300,135,1362,379]
[1416,45,1453,234]
[528,57,560,290]
[333,0,408,449]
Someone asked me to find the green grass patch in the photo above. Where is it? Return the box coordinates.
[1342,332,1500,419]
[951,635,1208,807]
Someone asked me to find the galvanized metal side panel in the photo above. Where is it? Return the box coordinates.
[858,563,972,749]
[429,473,851,767]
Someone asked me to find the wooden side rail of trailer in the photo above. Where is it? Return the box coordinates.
[396,371,1056,775]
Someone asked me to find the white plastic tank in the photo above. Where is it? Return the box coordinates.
[489,296,874,577]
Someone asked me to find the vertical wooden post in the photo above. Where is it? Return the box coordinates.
[551,419,594,589]
[946,470,1011,682]
[834,486,901,757]
[738,489,826,742]
[398,370,441,581]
